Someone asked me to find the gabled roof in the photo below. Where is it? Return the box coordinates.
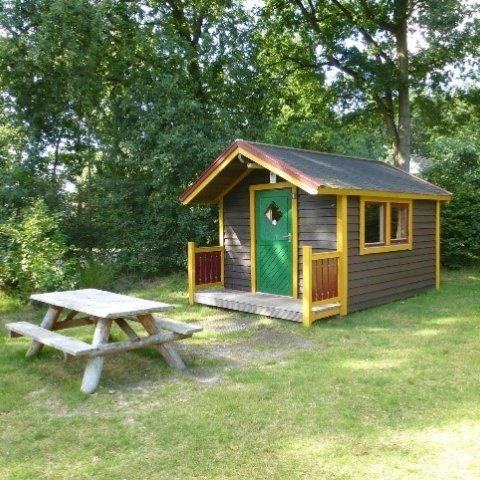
[180,140,451,204]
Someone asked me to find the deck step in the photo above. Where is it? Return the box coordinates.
[195,290,304,321]
[194,289,341,323]
[6,321,93,356]
[312,302,340,313]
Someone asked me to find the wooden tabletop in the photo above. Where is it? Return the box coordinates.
[30,289,173,318]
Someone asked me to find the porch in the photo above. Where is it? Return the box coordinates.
[194,288,340,323]
[187,242,346,326]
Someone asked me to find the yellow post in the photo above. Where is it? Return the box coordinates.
[219,199,225,287]
[188,242,196,305]
[219,198,224,247]
[436,200,441,289]
[337,195,348,315]
[302,246,313,327]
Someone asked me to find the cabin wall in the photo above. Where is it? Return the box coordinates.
[223,175,338,294]
[347,197,436,312]
[297,192,337,295]
[223,170,270,291]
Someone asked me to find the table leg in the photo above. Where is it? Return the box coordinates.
[26,306,63,357]
[137,314,186,370]
[80,318,112,394]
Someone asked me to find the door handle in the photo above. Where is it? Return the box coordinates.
[283,233,292,242]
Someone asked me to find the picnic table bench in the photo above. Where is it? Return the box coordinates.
[5,289,202,394]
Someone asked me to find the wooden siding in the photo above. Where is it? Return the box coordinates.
[223,180,337,294]
[298,193,337,295]
[347,197,436,312]
[223,170,270,291]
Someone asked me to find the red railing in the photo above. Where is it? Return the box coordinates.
[195,249,222,286]
[312,255,339,301]
[188,242,224,304]
[302,247,341,327]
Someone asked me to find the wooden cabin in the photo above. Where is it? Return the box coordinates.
[180,140,451,326]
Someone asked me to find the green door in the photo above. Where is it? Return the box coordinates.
[255,188,293,296]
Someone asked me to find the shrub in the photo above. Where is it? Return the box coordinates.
[78,259,118,289]
[0,200,78,297]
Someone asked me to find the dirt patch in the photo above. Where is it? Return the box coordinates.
[200,315,271,334]
[180,316,318,375]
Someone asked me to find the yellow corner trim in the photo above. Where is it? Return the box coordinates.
[337,195,348,315]
[436,200,441,289]
[302,245,313,327]
[218,199,224,247]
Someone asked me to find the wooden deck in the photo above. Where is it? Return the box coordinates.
[194,289,340,322]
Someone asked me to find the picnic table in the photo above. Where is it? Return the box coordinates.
[5,289,202,394]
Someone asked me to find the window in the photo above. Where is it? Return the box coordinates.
[264,201,283,226]
[364,202,385,245]
[360,198,412,254]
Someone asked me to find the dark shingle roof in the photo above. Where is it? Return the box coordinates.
[250,142,449,196]
[180,140,451,204]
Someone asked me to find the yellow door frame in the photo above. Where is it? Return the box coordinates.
[249,182,298,298]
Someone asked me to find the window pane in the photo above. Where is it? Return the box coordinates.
[264,201,283,226]
[391,205,408,242]
[365,203,385,244]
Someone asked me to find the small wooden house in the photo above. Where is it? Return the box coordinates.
[180,140,451,326]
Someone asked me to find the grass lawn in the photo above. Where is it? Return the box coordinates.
[1,269,479,479]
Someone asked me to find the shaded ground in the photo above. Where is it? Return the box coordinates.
[181,315,318,382]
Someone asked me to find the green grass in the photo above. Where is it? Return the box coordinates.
[1,269,479,479]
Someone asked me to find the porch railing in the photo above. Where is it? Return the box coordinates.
[302,246,340,327]
[187,242,224,304]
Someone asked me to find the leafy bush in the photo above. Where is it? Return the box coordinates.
[0,200,78,297]
[78,259,118,289]
[424,137,480,268]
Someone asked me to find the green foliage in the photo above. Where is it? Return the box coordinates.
[0,200,78,296]
[424,137,480,268]
[0,0,479,289]
[78,259,118,289]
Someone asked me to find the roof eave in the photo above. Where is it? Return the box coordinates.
[180,140,321,204]
[317,186,452,201]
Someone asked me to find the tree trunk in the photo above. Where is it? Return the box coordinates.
[395,0,411,171]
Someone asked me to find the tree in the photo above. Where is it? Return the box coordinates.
[259,0,479,169]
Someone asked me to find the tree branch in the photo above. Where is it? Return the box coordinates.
[357,0,397,33]
[329,0,396,67]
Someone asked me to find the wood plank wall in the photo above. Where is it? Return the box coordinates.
[223,176,337,294]
[297,192,337,295]
[347,197,436,312]
[223,170,270,291]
